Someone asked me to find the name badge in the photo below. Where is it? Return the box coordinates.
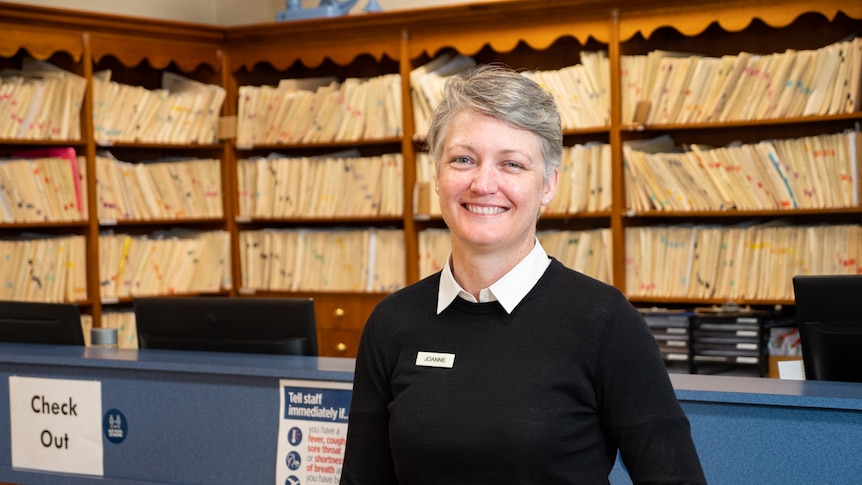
[415,351,455,368]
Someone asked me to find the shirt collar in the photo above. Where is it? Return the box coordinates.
[437,239,551,314]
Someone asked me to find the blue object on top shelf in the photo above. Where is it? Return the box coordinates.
[276,0,364,21]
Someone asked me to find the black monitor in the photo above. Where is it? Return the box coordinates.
[0,300,85,345]
[134,297,318,356]
[792,274,862,383]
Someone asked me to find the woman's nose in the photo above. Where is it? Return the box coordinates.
[470,163,498,194]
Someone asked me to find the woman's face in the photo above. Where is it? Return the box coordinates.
[436,109,558,256]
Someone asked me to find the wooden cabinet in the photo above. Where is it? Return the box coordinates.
[310,292,386,357]
[1,0,860,359]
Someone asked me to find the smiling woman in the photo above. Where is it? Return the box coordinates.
[340,64,706,485]
[434,108,555,287]
[425,66,563,294]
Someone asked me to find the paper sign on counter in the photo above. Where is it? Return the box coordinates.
[8,376,104,476]
[276,379,352,485]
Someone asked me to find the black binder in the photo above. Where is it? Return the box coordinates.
[639,308,695,373]
[691,306,770,376]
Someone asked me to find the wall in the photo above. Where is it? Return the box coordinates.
[2,0,506,25]
[3,0,222,24]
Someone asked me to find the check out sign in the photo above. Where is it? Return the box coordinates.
[8,376,104,476]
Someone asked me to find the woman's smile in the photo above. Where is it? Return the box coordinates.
[463,203,507,215]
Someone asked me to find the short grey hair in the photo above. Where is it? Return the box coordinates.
[425,64,563,181]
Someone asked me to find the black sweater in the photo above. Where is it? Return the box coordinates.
[341,259,706,484]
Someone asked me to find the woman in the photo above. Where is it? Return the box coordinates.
[341,65,705,484]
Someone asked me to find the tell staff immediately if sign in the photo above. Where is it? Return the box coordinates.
[275,379,352,485]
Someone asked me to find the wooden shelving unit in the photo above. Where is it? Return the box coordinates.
[1,0,860,357]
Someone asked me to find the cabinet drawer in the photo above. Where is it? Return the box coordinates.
[312,294,386,331]
[309,293,386,357]
[317,328,363,358]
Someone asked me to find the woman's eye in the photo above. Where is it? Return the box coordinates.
[504,161,525,170]
[452,156,472,165]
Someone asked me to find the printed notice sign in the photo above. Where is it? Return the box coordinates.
[276,379,352,485]
[8,376,104,476]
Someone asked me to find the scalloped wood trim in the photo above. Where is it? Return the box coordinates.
[619,0,862,41]
[406,17,610,59]
[0,25,83,62]
[227,1,614,70]
[89,33,222,72]
[228,33,401,72]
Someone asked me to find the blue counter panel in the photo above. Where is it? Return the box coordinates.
[3,343,862,485]
[610,374,862,485]
[687,401,862,484]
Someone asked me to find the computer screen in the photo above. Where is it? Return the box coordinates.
[0,300,85,345]
[134,297,318,356]
[792,274,862,383]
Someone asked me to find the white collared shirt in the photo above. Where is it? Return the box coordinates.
[437,239,552,314]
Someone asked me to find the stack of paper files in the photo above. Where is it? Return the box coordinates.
[235,73,402,147]
[99,229,231,299]
[92,71,226,144]
[237,153,402,218]
[523,51,610,129]
[413,152,441,217]
[623,131,860,212]
[100,310,138,349]
[0,59,87,140]
[620,36,862,124]
[0,151,88,222]
[239,228,405,292]
[625,223,862,301]
[542,142,612,215]
[95,153,222,221]
[418,228,451,279]
[538,228,612,284]
[0,234,87,302]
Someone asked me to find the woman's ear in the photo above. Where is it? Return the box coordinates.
[542,167,559,206]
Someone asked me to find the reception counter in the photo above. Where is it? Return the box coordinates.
[0,343,354,485]
[1,342,861,484]
[611,373,862,484]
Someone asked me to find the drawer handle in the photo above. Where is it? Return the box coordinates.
[336,342,347,353]
[334,308,345,318]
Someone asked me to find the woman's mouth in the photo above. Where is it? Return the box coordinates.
[464,204,507,215]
